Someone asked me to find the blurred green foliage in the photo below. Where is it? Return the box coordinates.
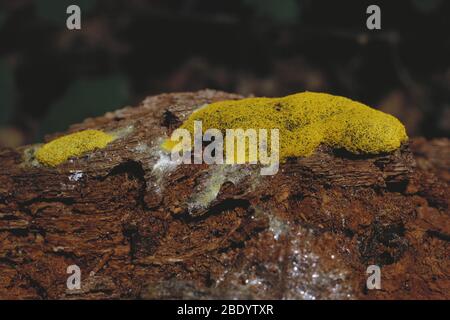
[35,0,96,25]
[243,0,301,24]
[0,59,14,125]
[411,0,444,13]
[0,11,6,28]
[0,0,447,143]
[40,75,129,136]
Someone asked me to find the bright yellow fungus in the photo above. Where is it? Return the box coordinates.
[35,129,114,167]
[163,92,407,160]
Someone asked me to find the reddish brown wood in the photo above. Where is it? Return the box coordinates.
[0,90,448,299]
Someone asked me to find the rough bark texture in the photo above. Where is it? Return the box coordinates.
[0,90,448,300]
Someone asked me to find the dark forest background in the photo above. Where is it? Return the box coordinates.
[0,0,448,147]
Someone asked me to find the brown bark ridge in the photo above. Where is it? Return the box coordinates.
[0,89,448,300]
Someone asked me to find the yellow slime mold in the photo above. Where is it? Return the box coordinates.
[163,92,407,160]
[35,129,114,167]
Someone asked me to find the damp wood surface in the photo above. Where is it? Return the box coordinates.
[0,90,448,299]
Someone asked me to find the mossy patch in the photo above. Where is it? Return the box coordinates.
[163,92,408,160]
[35,129,114,167]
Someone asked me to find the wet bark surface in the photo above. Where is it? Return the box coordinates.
[0,90,448,299]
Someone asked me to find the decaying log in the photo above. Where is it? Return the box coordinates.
[0,90,448,299]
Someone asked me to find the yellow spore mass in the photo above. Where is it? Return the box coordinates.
[35,129,115,166]
[163,92,408,159]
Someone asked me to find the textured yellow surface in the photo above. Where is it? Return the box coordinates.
[36,130,114,166]
[164,92,407,160]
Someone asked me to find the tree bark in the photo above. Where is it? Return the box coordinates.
[0,90,448,299]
